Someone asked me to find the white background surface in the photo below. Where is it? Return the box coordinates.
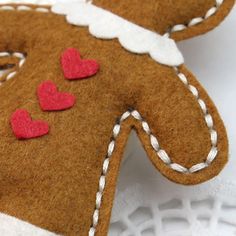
[110,6,236,236]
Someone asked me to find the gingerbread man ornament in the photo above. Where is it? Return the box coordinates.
[0,0,234,235]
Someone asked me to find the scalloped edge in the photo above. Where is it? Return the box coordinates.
[0,0,184,66]
[0,0,85,5]
[51,2,184,66]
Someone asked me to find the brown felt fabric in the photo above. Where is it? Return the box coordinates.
[94,0,235,40]
[0,2,233,236]
[0,56,19,82]
[0,56,18,70]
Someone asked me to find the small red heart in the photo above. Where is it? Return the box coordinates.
[10,109,49,139]
[61,48,99,80]
[37,81,76,111]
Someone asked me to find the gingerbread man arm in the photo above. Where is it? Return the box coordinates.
[91,62,228,235]
[128,63,228,184]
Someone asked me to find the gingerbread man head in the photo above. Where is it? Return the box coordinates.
[0,0,234,235]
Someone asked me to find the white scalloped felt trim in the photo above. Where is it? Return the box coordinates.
[51,2,184,66]
[0,0,183,66]
[0,0,225,66]
[0,1,184,66]
[0,0,85,5]
[0,213,57,236]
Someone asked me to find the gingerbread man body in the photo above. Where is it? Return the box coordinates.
[0,0,234,235]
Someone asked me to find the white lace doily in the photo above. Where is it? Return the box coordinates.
[109,132,236,236]
[109,7,236,236]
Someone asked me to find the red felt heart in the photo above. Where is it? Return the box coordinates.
[10,109,49,139]
[37,81,76,111]
[61,48,99,80]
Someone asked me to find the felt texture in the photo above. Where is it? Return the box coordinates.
[94,0,235,40]
[52,2,184,67]
[0,56,19,82]
[0,2,233,236]
[10,109,49,139]
[0,56,17,71]
[61,48,100,80]
[37,80,76,111]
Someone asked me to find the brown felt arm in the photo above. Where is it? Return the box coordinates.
[171,0,235,41]
[128,63,228,185]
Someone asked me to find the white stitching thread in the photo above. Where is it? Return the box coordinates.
[89,67,219,235]
[0,0,225,37]
[0,5,49,12]
[164,0,224,37]
[0,3,222,235]
[0,51,26,85]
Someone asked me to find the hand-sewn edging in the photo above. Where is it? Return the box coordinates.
[0,0,225,38]
[0,3,223,236]
[89,67,218,235]
[0,0,227,68]
[0,51,26,85]
[165,0,225,36]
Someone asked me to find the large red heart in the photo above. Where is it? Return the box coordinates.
[10,109,49,139]
[37,81,76,111]
[61,48,99,80]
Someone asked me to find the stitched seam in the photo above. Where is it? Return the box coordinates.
[0,5,50,12]
[0,0,225,36]
[164,0,224,37]
[89,67,218,235]
[0,4,220,235]
[0,51,26,85]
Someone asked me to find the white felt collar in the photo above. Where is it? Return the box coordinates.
[0,213,57,235]
[0,0,184,66]
[0,0,69,4]
[52,2,184,66]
